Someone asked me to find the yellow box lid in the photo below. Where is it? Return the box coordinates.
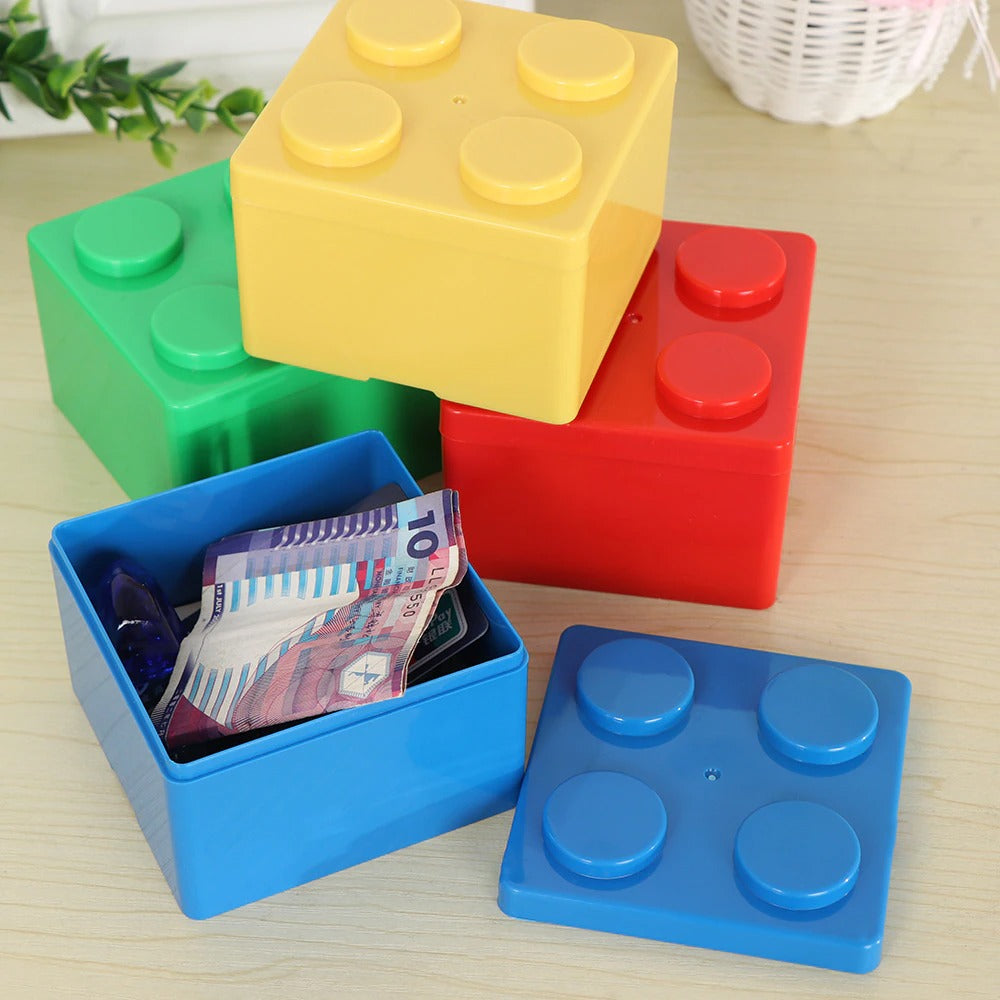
[231,0,676,269]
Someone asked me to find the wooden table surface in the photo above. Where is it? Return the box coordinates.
[2,2,998,997]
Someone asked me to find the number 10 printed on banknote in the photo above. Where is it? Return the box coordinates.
[151,491,468,751]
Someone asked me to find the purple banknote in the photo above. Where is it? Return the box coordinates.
[152,491,467,750]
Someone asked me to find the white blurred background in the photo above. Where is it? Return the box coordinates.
[2,0,536,137]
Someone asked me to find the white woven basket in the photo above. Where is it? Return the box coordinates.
[683,0,991,124]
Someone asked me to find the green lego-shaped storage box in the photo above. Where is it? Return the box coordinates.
[28,160,441,498]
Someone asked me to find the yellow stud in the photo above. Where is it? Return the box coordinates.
[518,20,635,102]
[459,117,583,206]
[346,0,462,67]
[280,81,403,168]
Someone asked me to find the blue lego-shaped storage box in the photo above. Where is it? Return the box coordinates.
[50,431,527,918]
[499,626,911,972]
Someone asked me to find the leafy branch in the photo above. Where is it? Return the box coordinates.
[0,0,265,166]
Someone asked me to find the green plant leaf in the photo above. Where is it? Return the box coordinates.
[99,76,141,108]
[101,70,134,101]
[101,56,130,75]
[217,86,265,117]
[173,82,208,117]
[137,84,161,124]
[5,26,48,64]
[140,60,186,85]
[46,57,85,98]
[0,6,262,168]
[182,105,208,133]
[151,136,177,168]
[46,90,72,119]
[117,113,157,140]
[9,0,36,20]
[215,104,242,135]
[151,90,177,113]
[6,63,48,110]
[73,93,109,133]
[82,44,105,87]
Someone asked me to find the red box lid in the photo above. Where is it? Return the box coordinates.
[442,219,816,476]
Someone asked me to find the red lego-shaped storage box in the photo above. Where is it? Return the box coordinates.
[441,220,816,609]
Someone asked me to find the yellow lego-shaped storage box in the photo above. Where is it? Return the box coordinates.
[231,0,677,423]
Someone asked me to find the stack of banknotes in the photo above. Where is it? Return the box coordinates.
[151,489,471,752]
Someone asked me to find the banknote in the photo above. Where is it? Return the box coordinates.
[343,483,490,681]
[151,490,467,750]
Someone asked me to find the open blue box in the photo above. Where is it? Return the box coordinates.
[49,431,528,918]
